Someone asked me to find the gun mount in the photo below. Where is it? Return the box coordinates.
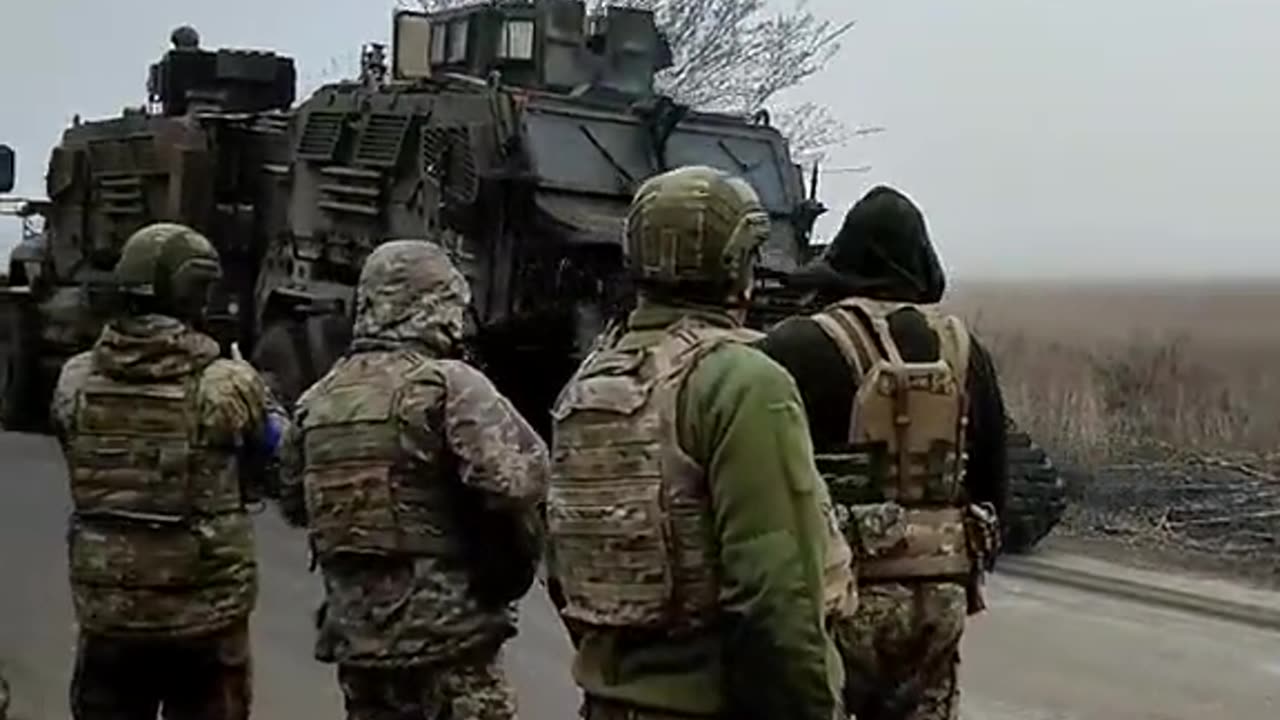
[147,25,296,116]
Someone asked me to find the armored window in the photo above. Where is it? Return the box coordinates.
[430,23,447,64]
[447,19,468,63]
[500,20,535,61]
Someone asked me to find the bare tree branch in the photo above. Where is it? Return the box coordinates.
[401,0,856,157]
[771,102,850,162]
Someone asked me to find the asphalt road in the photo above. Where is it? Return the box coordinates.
[3,431,1279,720]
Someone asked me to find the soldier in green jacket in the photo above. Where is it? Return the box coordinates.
[51,223,282,720]
[547,165,847,720]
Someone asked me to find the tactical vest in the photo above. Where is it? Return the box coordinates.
[548,317,757,630]
[810,298,974,582]
[298,350,462,560]
[66,360,254,635]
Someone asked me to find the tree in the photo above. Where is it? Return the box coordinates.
[399,0,855,160]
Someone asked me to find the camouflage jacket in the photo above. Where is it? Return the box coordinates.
[564,302,845,720]
[279,351,549,667]
[51,314,272,637]
[277,239,549,668]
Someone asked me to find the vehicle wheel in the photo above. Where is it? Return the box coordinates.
[0,668,9,719]
[1001,420,1069,554]
[0,302,49,433]
[250,314,351,410]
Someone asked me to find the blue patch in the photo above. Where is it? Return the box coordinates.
[264,411,288,455]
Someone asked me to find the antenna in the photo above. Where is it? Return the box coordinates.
[808,161,820,201]
[821,165,873,176]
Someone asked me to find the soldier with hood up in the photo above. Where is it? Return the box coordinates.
[51,222,284,720]
[277,239,549,720]
[755,186,1008,720]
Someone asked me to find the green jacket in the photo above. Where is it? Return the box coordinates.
[568,302,844,720]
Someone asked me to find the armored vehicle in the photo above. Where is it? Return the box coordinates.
[0,27,296,432]
[249,1,823,421]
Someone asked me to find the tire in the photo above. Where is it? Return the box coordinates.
[0,297,54,434]
[1001,420,1069,554]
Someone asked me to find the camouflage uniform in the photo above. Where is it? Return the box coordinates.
[547,166,848,720]
[757,186,1009,720]
[278,240,549,720]
[50,223,282,720]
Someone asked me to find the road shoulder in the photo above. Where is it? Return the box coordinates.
[998,542,1280,632]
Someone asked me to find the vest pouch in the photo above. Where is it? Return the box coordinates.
[850,503,971,582]
[964,502,1001,568]
[307,464,404,556]
[69,517,202,588]
[847,502,911,560]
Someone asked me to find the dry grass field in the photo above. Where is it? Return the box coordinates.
[943,280,1280,470]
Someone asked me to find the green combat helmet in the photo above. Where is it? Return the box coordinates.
[624,165,771,302]
[114,222,223,321]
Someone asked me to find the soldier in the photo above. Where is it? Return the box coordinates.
[50,222,283,720]
[755,185,1008,720]
[546,165,847,720]
[277,239,549,720]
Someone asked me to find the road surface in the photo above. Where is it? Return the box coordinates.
[2,431,1278,720]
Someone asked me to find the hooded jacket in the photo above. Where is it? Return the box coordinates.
[278,240,550,667]
[755,186,1007,519]
[51,314,271,637]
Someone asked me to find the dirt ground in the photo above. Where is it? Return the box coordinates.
[948,280,1280,591]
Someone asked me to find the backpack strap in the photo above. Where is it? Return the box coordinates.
[809,304,883,449]
[840,298,908,366]
[936,314,973,483]
[811,304,880,379]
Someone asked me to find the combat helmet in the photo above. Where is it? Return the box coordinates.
[114,222,223,321]
[352,238,472,352]
[624,165,770,302]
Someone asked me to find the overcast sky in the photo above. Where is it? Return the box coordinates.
[3,0,1277,279]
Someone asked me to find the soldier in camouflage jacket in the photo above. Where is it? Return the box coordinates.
[51,223,284,720]
[277,239,549,720]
